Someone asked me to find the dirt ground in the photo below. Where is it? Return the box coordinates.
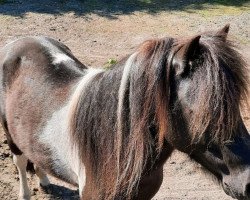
[0,1,250,199]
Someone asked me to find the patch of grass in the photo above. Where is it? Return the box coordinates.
[0,0,249,18]
[75,0,249,17]
[138,0,152,3]
[209,0,249,6]
[104,58,117,70]
[0,0,7,4]
[183,0,250,17]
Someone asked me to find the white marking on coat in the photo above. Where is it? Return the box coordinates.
[35,37,81,71]
[39,68,104,193]
[39,105,78,184]
[52,53,74,65]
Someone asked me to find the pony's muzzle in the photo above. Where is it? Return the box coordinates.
[222,170,250,200]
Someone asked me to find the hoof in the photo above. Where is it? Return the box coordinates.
[39,176,50,187]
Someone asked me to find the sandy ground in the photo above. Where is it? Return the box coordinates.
[0,1,250,199]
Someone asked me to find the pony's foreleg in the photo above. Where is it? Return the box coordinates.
[13,154,31,200]
[34,165,50,187]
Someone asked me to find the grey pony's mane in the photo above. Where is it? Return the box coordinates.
[69,37,174,198]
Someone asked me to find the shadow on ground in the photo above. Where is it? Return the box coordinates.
[0,0,249,19]
[41,183,79,200]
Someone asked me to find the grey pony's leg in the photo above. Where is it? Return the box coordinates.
[4,128,31,200]
[13,154,31,200]
[34,165,50,187]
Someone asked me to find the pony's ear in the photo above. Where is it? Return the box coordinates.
[172,35,201,76]
[215,24,230,41]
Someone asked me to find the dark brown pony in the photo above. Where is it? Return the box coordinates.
[0,25,250,200]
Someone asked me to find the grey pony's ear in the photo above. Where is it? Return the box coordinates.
[172,35,201,76]
[215,24,230,41]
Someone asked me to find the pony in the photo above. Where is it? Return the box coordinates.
[0,24,250,200]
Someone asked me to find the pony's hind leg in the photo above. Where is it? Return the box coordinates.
[34,165,50,187]
[4,130,31,200]
[13,154,31,200]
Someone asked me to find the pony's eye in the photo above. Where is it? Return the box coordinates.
[188,61,195,72]
[188,61,193,67]
[180,61,193,78]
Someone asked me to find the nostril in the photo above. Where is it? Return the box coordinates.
[244,183,250,197]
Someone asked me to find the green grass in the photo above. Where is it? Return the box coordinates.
[209,0,249,6]
[0,0,7,4]
[0,0,249,18]
[75,0,249,17]
[104,58,117,70]
[187,0,249,14]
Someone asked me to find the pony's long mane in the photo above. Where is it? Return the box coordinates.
[69,38,174,198]
[69,34,248,199]
[186,36,249,143]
